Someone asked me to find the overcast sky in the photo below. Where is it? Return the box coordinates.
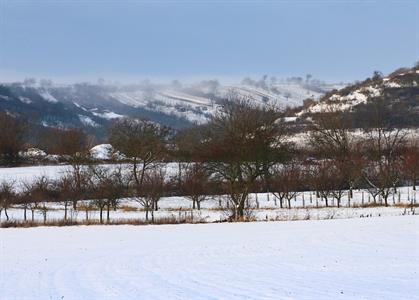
[0,0,418,83]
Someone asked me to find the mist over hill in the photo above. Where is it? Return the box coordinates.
[0,75,342,138]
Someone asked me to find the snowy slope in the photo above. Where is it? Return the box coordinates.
[1,216,417,300]
[220,84,324,108]
[1,77,341,130]
[299,67,419,115]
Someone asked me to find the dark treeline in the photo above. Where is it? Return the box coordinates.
[1,96,418,223]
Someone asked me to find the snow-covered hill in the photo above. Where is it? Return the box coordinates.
[0,77,341,133]
[298,67,419,115]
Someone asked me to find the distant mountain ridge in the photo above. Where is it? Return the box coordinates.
[0,77,340,137]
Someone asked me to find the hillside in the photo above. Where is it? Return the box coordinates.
[296,66,419,128]
[1,66,418,139]
[0,77,339,137]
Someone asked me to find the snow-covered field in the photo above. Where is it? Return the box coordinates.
[1,216,418,300]
[1,164,418,224]
[0,163,180,191]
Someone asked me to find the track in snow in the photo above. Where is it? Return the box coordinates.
[1,216,418,300]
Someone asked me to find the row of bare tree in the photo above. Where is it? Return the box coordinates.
[1,98,418,223]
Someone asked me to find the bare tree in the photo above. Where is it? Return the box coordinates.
[308,161,346,208]
[363,159,402,206]
[21,182,37,222]
[0,181,15,221]
[0,113,27,165]
[402,141,419,190]
[23,176,56,223]
[140,168,166,223]
[197,98,290,220]
[172,126,204,191]
[310,109,360,198]
[361,100,406,206]
[182,163,210,210]
[88,165,127,224]
[109,118,170,199]
[56,175,76,221]
[270,162,303,209]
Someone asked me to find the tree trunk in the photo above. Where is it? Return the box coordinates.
[99,207,103,224]
[133,158,139,186]
[236,196,246,219]
[287,198,291,209]
[23,206,27,221]
[106,202,110,223]
[64,201,68,220]
[197,201,201,210]
[4,208,9,221]
[31,209,35,222]
[140,164,146,189]
[178,161,182,190]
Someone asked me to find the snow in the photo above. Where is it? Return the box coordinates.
[110,90,147,107]
[385,81,401,88]
[363,86,381,97]
[304,89,370,114]
[90,144,113,160]
[73,102,88,111]
[19,96,32,104]
[159,90,212,106]
[78,115,99,127]
[0,95,12,101]
[106,81,341,123]
[221,85,302,108]
[0,165,70,189]
[110,89,215,124]
[0,163,180,191]
[39,90,58,103]
[299,83,387,115]
[1,163,418,225]
[0,216,417,300]
[19,148,47,158]
[92,111,124,120]
[282,116,297,122]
